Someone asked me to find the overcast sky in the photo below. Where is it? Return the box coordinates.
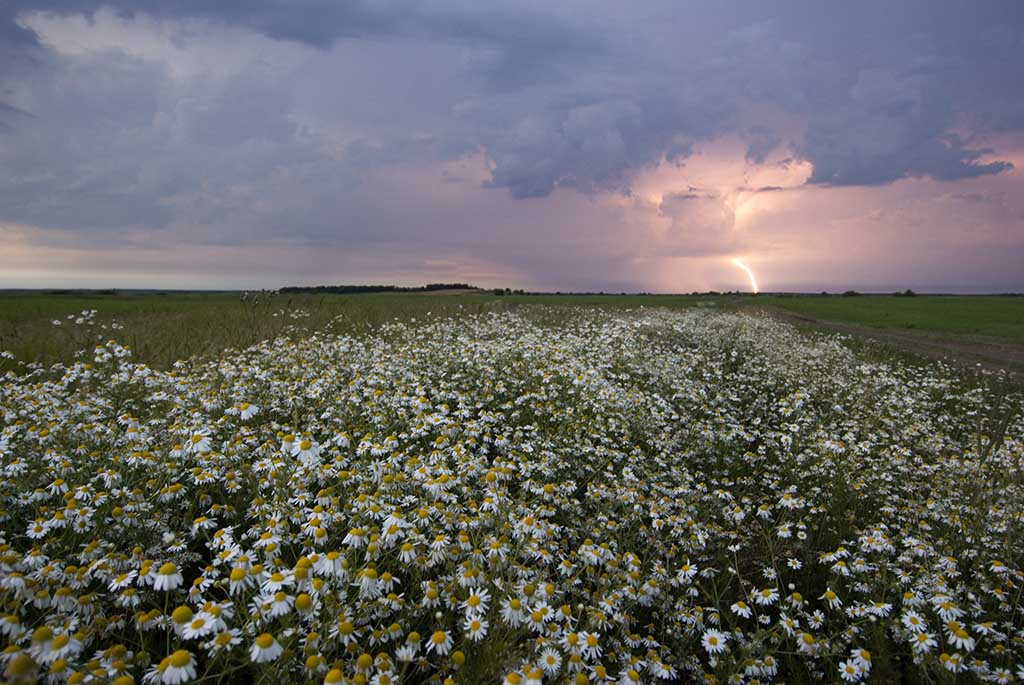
[2,1,1023,292]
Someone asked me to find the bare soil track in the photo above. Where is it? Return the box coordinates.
[759,306,1024,383]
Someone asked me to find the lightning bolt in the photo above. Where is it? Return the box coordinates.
[732,258,759,294]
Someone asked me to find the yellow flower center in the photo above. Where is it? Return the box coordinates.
[171,606,193,623]
[8,654,35,675]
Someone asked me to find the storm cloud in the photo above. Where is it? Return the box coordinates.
[1,1,1022,291]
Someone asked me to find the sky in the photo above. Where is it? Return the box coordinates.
[1,1,1023,293]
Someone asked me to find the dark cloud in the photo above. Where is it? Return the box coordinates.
[744,127,780,165]
[0,0,1022,294]
[4,1,1022,199]
[797,66,1015,186]
[477,94,719,199]
[4,0,606,55]
[0,102,34,132]
[0,4,44,124]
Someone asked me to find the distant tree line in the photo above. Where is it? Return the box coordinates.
[835,289,915,297]
[279,283,477,294]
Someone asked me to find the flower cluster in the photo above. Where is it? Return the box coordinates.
[1,307,1022,684]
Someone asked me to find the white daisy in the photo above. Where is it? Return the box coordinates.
[250,633,283,663]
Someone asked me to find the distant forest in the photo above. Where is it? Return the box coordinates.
[279,283,478,294]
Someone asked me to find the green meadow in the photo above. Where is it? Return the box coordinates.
[1,291,1022,371]
[752,295,1024,344]
[0,292,488,370]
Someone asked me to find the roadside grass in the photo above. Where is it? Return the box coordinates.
[751,295,1024,344]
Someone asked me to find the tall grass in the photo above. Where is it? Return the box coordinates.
[0,293,500,372]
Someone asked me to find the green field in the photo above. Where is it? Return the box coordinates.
[2,291,1022,372]
[751,295,1024,344]
[0,292,494,371]
[489,294,1024,345]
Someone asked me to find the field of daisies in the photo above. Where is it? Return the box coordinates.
[1,306,1023,684]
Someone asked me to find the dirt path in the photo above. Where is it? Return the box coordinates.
[756,306,1024,382]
